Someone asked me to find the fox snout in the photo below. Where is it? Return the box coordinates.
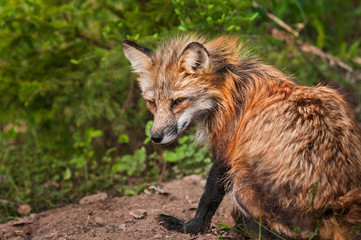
[150,120,179,145]
[150,133,163,143]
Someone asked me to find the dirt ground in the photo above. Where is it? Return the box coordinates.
[0,175,235,240]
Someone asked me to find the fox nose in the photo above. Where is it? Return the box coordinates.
[151,133,163,143]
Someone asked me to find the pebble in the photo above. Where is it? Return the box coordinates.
[79,193,108,205]
[129,209,147,219]
[95,216,105,226]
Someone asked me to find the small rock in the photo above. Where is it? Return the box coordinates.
[17,204,31,215]
[189,203,198,210]
[14,230,24,236]
[129,209,147,219]
[42,232,58,238]
[144,189,152,195]
[119,223,126,231]
[67,229,75,235]
[153,233,162,238]
[200,179,207,187]
[182,175,203,185]
[185,195,198,204]
[94,216,105,226]
[148,186,169,195]
[13,237,25,240]
[79,193,108,205]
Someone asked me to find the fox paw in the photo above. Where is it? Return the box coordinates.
[158,214,185,232]
[158,214,208,234]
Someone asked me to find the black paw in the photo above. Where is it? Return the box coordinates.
[157,214,185,232]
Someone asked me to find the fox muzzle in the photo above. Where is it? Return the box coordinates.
[150,133,163,144]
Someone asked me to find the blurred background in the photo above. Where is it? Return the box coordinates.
[0,0,360,222]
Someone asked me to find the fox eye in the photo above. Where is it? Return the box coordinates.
[174,98,185,105]
[146,99,156,108]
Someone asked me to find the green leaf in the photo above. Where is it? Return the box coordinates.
[178,135,191,144]
[63,168,72,180]
[178,25,187,32]
[145,120,153,138]
[215,223,234,230]
[185,145,196,157]
[70,59,80,65]
[248,12,259,21]
[125,188,136,196]
[70,156,87,168]
[134,147,146,162]
[118,133,129,144]
[313,18,325,48]
[121,155,132,163]
[143,137,151,145]
[175,146,186,160]
[163,150,178,162]
[86,128,103,139]
[2,127,18,139]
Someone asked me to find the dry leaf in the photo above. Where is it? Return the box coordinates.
[10,213,36,226]
[129,209,147,219]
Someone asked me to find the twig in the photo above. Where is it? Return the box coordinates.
[122,77,135,112]
[297,41,353,72]
[159,225,167,232]
[253,1,299,37]
[158,156,167,184]
[270,27,354,73]
[85,215,90,227]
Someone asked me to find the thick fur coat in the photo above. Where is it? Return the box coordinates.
[122,35,361,239]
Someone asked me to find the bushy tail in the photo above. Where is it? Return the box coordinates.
[320,189,361,239]
[334,189,361,225]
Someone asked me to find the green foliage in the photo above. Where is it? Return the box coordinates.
[112,147,147,176]
[172,0,257,33]
[0,0,360,223]
[163,135,212,177]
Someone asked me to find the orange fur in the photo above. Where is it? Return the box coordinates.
[123,35,361,239]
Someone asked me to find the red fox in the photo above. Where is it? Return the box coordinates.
[122,35,361,239]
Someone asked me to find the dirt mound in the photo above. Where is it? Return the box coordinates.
[0,175,235,240]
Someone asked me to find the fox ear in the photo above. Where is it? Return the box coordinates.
[122,40,154,73]
[179,42,210,73]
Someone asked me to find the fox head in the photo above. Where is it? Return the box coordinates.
[122,36,220,144]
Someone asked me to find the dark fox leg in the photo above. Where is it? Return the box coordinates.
[158,160,229,234]
[225,212,291,240]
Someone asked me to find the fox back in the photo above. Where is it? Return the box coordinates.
[122,35,361,239]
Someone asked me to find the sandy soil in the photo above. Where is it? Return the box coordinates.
[0,175,235,240]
